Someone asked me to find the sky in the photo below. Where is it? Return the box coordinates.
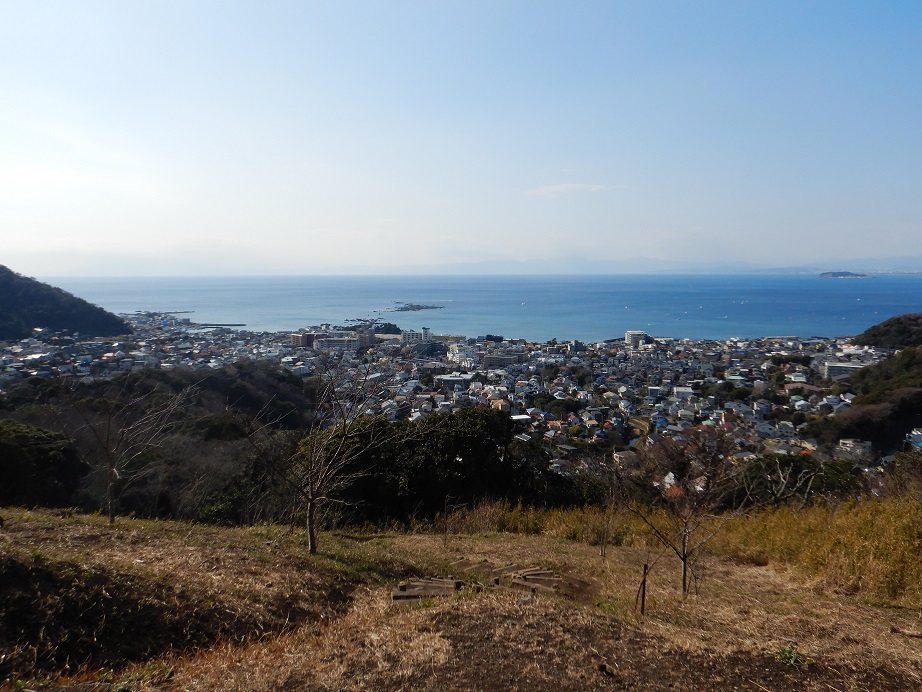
[1,1,920,276]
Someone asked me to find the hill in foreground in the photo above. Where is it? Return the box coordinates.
[853,312,922,349]
[2,508,920,690]
[0,265,130,340]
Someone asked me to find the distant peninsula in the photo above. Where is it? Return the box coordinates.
[0,265,131,340]
[820,271,870,279]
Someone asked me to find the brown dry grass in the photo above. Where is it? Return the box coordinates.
[395,532,922,664]
[3,507,922,690]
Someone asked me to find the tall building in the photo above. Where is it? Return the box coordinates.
[625,330,649,349]
[290,333,314,348]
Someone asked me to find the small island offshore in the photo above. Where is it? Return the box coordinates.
[392,302,444,312]
[820,271,871,278]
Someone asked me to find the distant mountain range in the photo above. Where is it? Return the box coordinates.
[0,265,131,340]
[748,255,922,275]
[320,255,922,276]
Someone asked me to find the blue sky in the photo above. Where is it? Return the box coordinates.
[1,1,920,275]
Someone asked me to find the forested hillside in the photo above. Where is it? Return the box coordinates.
[853,312,922,348]
[806,345,922,449]
[0,265,130,339]
[0,363,592,525]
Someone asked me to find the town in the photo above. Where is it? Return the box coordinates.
[4,311,919,472]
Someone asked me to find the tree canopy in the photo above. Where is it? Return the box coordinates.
[0,265,131,339]
[853,313,922,349]
[0,419,88,507]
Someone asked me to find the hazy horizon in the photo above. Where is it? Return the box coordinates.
[3,1,920,277]
[33,259,922,280]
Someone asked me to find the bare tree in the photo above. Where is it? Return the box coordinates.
[596,455,620,560]
[220,397,302,526]
[741,453,819,507]
[286,356,419,554]
[628,426,744,596]
[53,375,194,525]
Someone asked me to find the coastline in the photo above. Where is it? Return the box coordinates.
[43,273,922,343]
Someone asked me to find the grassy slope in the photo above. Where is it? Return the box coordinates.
[2,508,922,690]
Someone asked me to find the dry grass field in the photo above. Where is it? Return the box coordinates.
[2,506,922,690]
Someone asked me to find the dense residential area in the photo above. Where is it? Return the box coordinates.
[3,311,918,471]
[7,310,922,689]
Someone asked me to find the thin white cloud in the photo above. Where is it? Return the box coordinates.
[526,183,624,198]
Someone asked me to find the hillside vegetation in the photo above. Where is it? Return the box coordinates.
[805,345,922,448]
[0,265,130,339]
[853,312,922,348]
[0,364,593,526]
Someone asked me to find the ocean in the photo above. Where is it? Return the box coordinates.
[45,274,922,343]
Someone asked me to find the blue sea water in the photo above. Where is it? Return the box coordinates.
[45,274,922,343]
